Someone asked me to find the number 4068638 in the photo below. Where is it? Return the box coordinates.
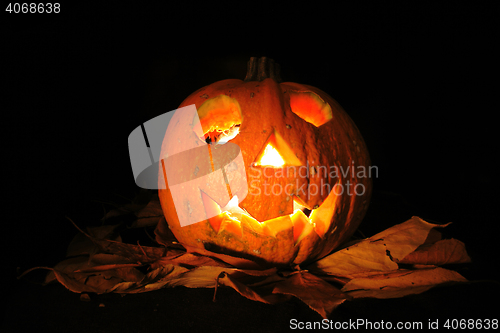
[6,3,60,13]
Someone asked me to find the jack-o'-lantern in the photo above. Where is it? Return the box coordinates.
[157,57,372,267]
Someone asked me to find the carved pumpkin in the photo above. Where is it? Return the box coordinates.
[156,57,372,267]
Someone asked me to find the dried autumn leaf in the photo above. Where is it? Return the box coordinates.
[399,238,471,265]
[89,253,138,266]
[341,267,468,299]
[245,271,286,289]
[152,252,233,269]
[369,216,451,262]
[157,265,281,297]
[66,217,165,265]
[91,239,165,265]
[24,212,472,319]
[131,195,164,228]
[272,271,350,319]
[50,270,109,293]
[217,272,273,303]
[164,266,229,288]
[109,264,189,293]
[307,238,398,278]
[50,266,145,294]
[308,216,450,278]
[145,264,190,284]
[75,263,144,273]
[66,224,121,257]
[154,215,178,245]
[181,244,265,270]
[44,256,92,285]
[161,265,276,289]
[87,224,122,240]
[66,232,97,258]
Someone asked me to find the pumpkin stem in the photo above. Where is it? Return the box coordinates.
[244,57,282,83]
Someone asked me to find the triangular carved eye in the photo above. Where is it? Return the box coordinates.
[289,91,332,127]
[254,130,302,167]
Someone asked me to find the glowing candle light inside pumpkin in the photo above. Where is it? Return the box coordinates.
[258,144,285,167]
[222,195,247,219]
[216,126,240,144]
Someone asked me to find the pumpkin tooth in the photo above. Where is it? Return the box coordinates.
[293,196,312,211]
[220,195,246,219]
[240,213,266,235]
[218,213,243,238]
[262,216,293,238]
[207,214,223,233]
[201,190,222,232]
[309,182,340,238]
[291,209,314,245]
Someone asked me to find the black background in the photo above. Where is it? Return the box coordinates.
[4,2,499,332]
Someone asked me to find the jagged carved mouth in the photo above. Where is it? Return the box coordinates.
[200,140,340,244]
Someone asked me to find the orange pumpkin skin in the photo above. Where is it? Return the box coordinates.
[156,59,372,267]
